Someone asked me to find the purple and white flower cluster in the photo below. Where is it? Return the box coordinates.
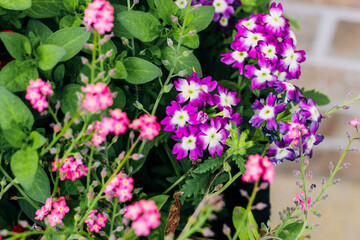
[161,72,242,161]
[221,2,324,165]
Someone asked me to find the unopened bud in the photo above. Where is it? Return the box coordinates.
[131,153,144,160]
[84,43,94,50]
[129,131,135,140]
[240,189,249,199]
[106,49,113,57]
[87,191,94,199]
[224,161,231,172]
[50,148,57,154]
[97,71,105,79]
[162,60,170,66]
[134,0,139,4]
[101,168,107,178]
[321,177,326,185]
[164,83,173,93]
[109,68,116,76]
[252,202,267,210]
[306,171,313,180]
[178,69,187,77]
[171,15,178,23]
[333,178,340,185]
[167,38,173,47]
[194,3,201,9]
[258,182,269,190]
[188,30,196,36]
[343,105,350,110]
[303,159,309,166]
[202,228,214,237]
[121,37,129,45]
[80,73,88,83]
[293,170,301,177]
[134,100,144,110]
[118,151,125,160]
[343,163,350,168]
[0,179,6,186]
[183,50,193,57]
[329,162,334,171]
[222,224,231,235]
[323,194,329,200]
[139,49,146,55]
[92,181,98,187]
[296,181,303,188]
[81,57,89,65]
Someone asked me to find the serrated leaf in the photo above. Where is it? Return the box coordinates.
[180,173,211,198]
[123,57,162,84]
[303,89,330,106]
[193,156,224,174]
[10,148,38,190]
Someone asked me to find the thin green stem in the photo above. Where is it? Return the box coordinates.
[109,198,119,235]
[162,166,193,195]
[326,94,360,116]
[48,106,59,124]
[246,180,259,211]
[91,31,98,83]
[0,178,15,198]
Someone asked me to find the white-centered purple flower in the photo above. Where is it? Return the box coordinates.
[267,139,296,165]
[172,126,203,161]
[263,2,288,37]
[303,122,324,157]
[244,58,277,90]
[221,39,249,74]
[160,101,199,134]
[278,39,306,79]
[236,14,263,32]
[174,78,202,104]
[198,117,229,157]
[212,0,235,22]
[299,98,321,122]
[279,111,310,145]
[214,85,241,110]
[274,81,303,103]
[249,92,287,131]
[257,40,279,63]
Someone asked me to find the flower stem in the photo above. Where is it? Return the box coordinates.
[162,166,194,195]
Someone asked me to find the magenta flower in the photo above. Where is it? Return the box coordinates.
[25,78,52,112]
[294,192,311,211]
[249,92,287,131]
[214,85,241,110]
[278,39,306,79]
[267,140,296,165]
[241,154,275,183]
[84,0,114,34]
[299,98,321,122]
[263,2,289,37]
[244,58,277,90]
[172,126,203,161]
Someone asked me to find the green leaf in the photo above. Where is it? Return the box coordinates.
[278,220,304,240]
[36,44,66,70]
[10,148,38,190]
[161,46,202,77]
[233,206,260,240]
[184,6,215,32]
[173,28,199,49]
[154,0,178,25]
[46,27,91,61]
[123,57,162,84]
[64,179,84,195]
[23,167,50,203]
[54,64,65,87]
[284,14,300,30]
[0,87,34,130]
[113,4,133,39]
[24,0,65,18]
[0,60,38,92]
[149,195,169,210]
[29,131,47,150]
[63,0,78,12]
[180,173,211,198]
[0,32,31,59]
[27,19,53,43]
[117,11,161,42]
[109,85,126,109]
[60,84,81,117]
[2,127,27,148]
[18,197,44,227]
[112,60,127,79]
[302,89,330,106]
[0,0,31,10]
[193,156,224,174]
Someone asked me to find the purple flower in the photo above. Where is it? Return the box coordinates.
[220,39,249,74]
[198,117,229,157]
[249,92,287,131]
[278,38,306,79]
[160,101,199,134]
[273,81,303,103]
[257,40,279,63]
[235,14,264,32]
[267,139,296,165]
[174,78,202,104]
[299,98,321,123]
[279,111,310,145]
[213,85,241,109]
[244,58,277,90]
[172,126,203,161]
[263,3,289,37]
[212,0,235,22]
[303,122,324,157]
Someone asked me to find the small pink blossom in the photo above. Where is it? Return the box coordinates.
[82,82,113,112]
[85,210,107,232]
[294,192,311,211]
[51,156,88,182]
[84,0,114,34]
[129,114,161,140]
[35,197,69,226]
[349,118,360,127]
[26,79,52,112]
[242,155,276,183]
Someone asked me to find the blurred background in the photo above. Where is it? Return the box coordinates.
[270,0,360,239]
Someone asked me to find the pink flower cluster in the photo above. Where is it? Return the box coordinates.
[294,192,311,211]
[25,78,52,112]
[82,82,113,112]
[349,118,360,127]
[241,154,275,183]
[91,109,129,146]
[51,156,88,181]
[35,197,69,227]
[104,173,133,202]
[124,200,161,236]
[84,0,114,34]
[129,114,161,140]
[84,210,107,233]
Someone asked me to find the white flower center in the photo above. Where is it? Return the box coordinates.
[182,82,200,100]
[255,67,272,83]
[232,51,248,63]
[276,148,288,159]
[242,19,256,30]
[213,0,228,13]
[245,32,264,47]
[220,93,234,107]
[181,136,197,150]
[203,128,222,148]
[220,17,229,27]
[310,106,320,122]
[259,106,275,120]
[175,0,187,9]
[171,110,190,127]
[262,45,276,59]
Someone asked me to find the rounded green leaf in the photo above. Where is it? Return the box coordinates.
[0,0,31,10]
[0,32,31,60]
[10,148,39,191]
[24,0,65,18]
[117,11,161,42]
[154,0,178,25]
[110,85,126,109]
[123,57,162,84]
[26,19,53,43]
[18,196,44,227]
[2,127,27,148]
[23,167,50,203]
[0,87,34,130]
[0,60,39,92]
[112,61,127,79]
[46,27,91,61]
[60,84,81,117]
[161,46,202,77]
[183,5,215,32]
[29,131,47,150]
[36,44,66,70]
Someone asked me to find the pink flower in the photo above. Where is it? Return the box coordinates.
[44,197,53,212]
[294,192,311,211]
[132,217,151,236]
[129,114,161,140]
[96,213,107,227]
[241,155,276,183]
[124,202,143,221]
[35,207,48,220]
[47,212,62,227]
[84,0,114,34]
[53,200,70,217]
[51,156,88,182]
[349,118,360,127]
[89,223,101,233]
[82,82,113,112]
[85,210,107,232]
[26,79,52,112]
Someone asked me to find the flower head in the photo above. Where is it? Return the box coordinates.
[84,0,114,34]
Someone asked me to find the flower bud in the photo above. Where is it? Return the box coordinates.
[258,182,269,190]
[87,191,94,199]
[84,43,94,50]
[109,68,116,76]
[134,100,144,110]
[224,161,231,172]
[0,178,6,186]
[333,178,340,185]
[97,71,105,79]
[178,69,187,77]
[329,162,334,171]
[343,105,350,110]
[121,37,129,45]
[306,171,313,180]
[106,49,113,57]
[80,73,88,83]
[323,194,329,200]
[134,0,139,4]
[171,15,178,23]
[131,153,144,160]
[81,57,89,65]
[293,170,301,177]
[303,159,309,166]
[118,151,125,160]
[202,228,214,237]
[321,177,326,185]
[222,224,231,235]
[167,38,173,47]
[343,163,350,168]
[194,4,201,9]
[162,60,169,66]
[164,83,173,93]
[188,30,196,36]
